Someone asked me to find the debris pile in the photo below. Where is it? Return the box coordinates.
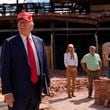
[49,77,88,97]
[94,78,110,107]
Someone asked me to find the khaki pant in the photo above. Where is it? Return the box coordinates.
[88,70,100,96]
[66,66,77,96]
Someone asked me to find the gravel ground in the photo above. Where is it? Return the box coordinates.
[49,91,110,110]
[0,91,110,110]
[0,77,110,110]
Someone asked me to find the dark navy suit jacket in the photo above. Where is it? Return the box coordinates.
[0,34,50,103]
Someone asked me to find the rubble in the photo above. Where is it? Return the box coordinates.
[40,77,82,109]
[49,77,88,97]
[94,78,110,107]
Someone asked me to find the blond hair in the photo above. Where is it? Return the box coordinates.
[66,44,77,59]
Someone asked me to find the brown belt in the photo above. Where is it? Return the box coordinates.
[88,70,99,72]
[68,65,77,68]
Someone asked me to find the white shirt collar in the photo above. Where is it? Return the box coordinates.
[67,52,71,55]
[20,34,32,41]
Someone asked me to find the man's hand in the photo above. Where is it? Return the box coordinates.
[4,93,15,107]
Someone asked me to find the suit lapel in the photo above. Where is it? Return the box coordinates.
[17,34,42,71]
[16,34,28,63]
[32,35,42,70]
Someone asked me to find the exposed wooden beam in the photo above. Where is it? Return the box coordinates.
[0,13,110,25]
[0,27,110,33]
[90,5,110,11]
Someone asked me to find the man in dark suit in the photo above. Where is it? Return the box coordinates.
[0,11,50,110]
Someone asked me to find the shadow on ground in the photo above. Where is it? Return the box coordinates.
[49,97,68,104]
[89,103,110,110]
[70,97,110,110]
[70,97,94,105]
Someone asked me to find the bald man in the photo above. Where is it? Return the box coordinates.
[81,46,102,98]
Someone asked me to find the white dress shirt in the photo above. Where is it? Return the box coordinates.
[20,34,40,75]
[64,52,78,67]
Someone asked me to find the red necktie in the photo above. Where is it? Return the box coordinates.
[26,37,38,83]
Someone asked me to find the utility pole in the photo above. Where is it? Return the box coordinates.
[16,0,19,14]
[95,24,99,53]
[50,22,54,70]
[17,0,19,5]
